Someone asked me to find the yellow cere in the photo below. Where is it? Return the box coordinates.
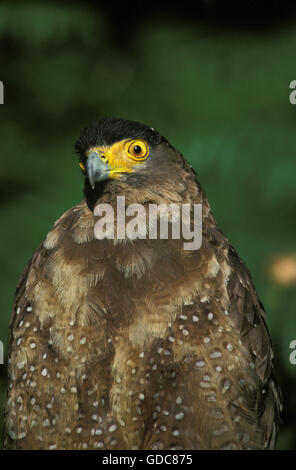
[85,138,149,179]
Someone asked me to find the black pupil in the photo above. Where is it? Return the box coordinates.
[133,145,142,154]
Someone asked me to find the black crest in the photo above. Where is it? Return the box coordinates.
[75,117,166,156]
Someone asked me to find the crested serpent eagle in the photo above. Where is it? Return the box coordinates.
[4,118,282,450]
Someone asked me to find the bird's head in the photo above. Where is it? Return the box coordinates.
[75,117,170,190]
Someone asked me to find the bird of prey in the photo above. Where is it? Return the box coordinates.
[4,118,281,450]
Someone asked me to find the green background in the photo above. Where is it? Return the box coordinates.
[0,1,295,450]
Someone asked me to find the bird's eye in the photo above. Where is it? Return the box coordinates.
[79,162,86,171]
[133,146,142,154]
[127,140,149,161]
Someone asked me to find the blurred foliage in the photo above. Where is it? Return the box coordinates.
[0,0,295,450]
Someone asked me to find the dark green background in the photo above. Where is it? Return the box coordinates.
[0,1,295,450]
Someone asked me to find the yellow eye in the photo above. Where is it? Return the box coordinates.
[79,162,86,171]
[127,140,149,161]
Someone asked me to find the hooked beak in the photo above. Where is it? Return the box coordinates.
[86,151,110,189]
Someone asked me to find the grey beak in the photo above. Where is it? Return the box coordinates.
[86,152,110,189]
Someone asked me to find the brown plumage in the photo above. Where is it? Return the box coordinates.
[4,118,281,450]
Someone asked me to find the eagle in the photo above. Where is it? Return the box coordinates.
[4,118,281,450]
